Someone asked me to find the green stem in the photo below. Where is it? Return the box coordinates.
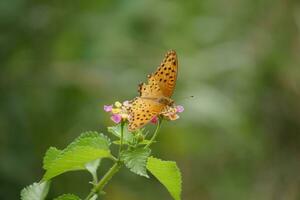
[144,118,162,149]
[85,162,122,200]
[118,121,125,159]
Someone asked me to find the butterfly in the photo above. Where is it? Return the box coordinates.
[127,50,178,131]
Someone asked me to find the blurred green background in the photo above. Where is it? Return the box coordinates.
[1,0,300,199]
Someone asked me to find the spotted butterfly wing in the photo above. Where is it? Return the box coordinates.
[152,50,178,98]
[138,76,163,98]
[128,97,164,131]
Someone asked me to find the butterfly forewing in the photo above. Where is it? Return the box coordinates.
[128,97,164,131]
[152,50,178,98]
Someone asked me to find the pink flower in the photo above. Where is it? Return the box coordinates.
[150,116,158,124]
[104,105,113,112]
[111,114,122,123]
[176,105,184,113]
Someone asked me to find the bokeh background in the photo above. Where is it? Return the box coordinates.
[1,0,300,199]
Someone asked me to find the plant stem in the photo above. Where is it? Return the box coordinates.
[144,118,162,149]
[118,121,125,159]
[85,162,121,200]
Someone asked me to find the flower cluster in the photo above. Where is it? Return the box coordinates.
[104,100,184,126]
[103,101,130,124]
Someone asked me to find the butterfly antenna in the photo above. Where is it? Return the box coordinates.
[176,95,194,102]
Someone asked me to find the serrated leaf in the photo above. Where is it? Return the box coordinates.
[43,131,112,180]
[108,124,134,143]
[43,147,62,170]
[66,131,111,150]
[147,157,182,200]
[20,181,50,200]
[43,147,110,180]
[121,147,151,178]
[54,194,81,200]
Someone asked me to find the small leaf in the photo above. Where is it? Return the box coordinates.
[85,159,101,175]
[108,124,134,143]
[85,159,101,182]
[54,194,81,200]
[43,131,112,180]
[147,157,182,200]
[21,181,50,200]
[121,147,151,178]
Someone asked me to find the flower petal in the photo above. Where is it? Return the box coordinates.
[123,100,130,107]
[104,105,113,112]
[111,114,122,123]
[176,105,184,113]
[150,116,158,124]
[169,114,180,121]
[121,113,128,119]
[115,101,122,108]
[111,108,121,114]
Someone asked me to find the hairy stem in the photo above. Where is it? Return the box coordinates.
[144,118,162,149]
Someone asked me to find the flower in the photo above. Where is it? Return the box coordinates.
[104,101,130,124]
[168,114,180,120]
[123,100,130,107]
[115,101,122,108]
[150,116,158,124]
[160,105,184,121]
[112,108,121,114]
[104,100,184,126]
[176,105,184,113]
[111,114,122,123]
[104,105,113,112]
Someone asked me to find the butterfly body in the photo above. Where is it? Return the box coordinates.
[140,96,174,106]
[128,50,178,132]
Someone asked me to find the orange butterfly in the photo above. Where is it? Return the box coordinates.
[128,50,178,131]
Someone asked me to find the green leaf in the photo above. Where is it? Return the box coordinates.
[66,131,111,150]
[43,147,62,170]
[20,181,50,200]
[54,194,81,200]
[108,123,134,144]
[85,159,101,183]
[147,157,182,200]
[121,147,151,178]
[43,131,112,180]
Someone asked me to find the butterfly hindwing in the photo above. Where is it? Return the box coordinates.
[128,97,164,131]
[152,50,178,98]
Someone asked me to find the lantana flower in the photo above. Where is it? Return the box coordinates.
[104,100,184,127]
[104,101,131,124]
